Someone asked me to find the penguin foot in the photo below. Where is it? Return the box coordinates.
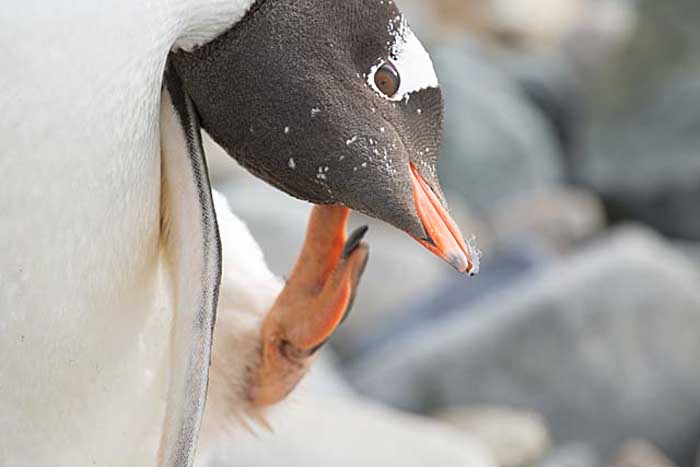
[247,205,368,408]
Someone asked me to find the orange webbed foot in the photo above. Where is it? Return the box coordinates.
[248,205,368,408]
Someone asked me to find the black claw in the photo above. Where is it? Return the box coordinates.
[342,225,369,259]
[306,338,329,356]
[340,250,369,326]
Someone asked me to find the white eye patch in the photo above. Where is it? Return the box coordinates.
[367,17,439,102]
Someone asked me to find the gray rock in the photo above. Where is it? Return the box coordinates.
[502,51,584,170]
[581,76,700,239]
[561,0,638,73]
[433,43,564,213]
[540,444,603,467]
[581,0,700,118]
[435,405,551,467]
[347,226,700,465]
[578,0,700,239]
[399,0,636,53]
[343,240,553,362]
[490,188,606,254]
[673,241,700,273]
[609,439,677,467]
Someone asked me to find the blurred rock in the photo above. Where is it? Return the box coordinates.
[393,0,475,46]
[562,0,638,73]
[503,53,584,169]
[348,225,700,465]
[479,0,600,50]
[433,43,564,213]
[491,187,606,253]
[581,76,700,240]
[540,444,603,467]
[208,397,496,467]
[436,405,551,467]
[674,241,700,272]
[576,0,700,239]
[399,0,636,54]
[609,439,677,467]
[599,0,700,97]
[344,240,553,362]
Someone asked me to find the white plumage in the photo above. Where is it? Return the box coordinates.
[0,1,284,465]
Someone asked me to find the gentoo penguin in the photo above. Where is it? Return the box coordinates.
[0,1,479,467]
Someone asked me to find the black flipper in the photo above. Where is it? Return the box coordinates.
[158,62,222,467]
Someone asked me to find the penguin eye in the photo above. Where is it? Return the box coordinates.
[374,62,400,98]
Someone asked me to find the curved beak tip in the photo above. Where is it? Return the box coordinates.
[409,163,480,276]
[447,252,468,273]
[441,243,480,275]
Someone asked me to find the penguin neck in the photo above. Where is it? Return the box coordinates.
[169,0,258,51]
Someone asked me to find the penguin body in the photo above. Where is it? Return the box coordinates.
[1,2,255,465]
[0,1,477,466]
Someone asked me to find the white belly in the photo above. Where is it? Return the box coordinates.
[0,4,174,464]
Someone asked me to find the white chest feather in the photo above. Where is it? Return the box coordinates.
[0,1,260,466]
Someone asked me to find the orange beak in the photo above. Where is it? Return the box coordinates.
[409,163,479,275]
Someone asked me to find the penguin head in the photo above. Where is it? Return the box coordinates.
[170,0,478,274]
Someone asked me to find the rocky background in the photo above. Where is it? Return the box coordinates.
[208,0,700,466]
